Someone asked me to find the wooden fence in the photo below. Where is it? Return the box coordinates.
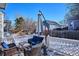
[49,30,79,40]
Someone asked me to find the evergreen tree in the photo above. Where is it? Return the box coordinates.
[15,17,25,31]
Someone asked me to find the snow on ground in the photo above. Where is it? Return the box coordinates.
[47,36,79,56]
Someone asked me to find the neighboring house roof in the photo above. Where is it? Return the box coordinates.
[43,20,61,27]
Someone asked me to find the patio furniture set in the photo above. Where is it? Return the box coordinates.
[0,35,44,56]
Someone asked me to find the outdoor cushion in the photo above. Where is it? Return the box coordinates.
[33,36,43,43]
[8,43,16,48]
[1,42,9,49]
[28,36,44,45]
[28,38,36,45]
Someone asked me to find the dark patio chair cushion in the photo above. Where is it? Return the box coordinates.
[28,36,44,45]
[8,43,16,48]
[28,38,36,45]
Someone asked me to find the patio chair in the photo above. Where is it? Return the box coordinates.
[28,36,44,56]
[1,42,20,56]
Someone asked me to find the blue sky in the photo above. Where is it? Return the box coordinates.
[5,3,67,24]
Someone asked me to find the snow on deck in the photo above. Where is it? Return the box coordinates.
[47,36,79,56]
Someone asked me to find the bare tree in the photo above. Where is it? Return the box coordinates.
[24,18,36,34]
